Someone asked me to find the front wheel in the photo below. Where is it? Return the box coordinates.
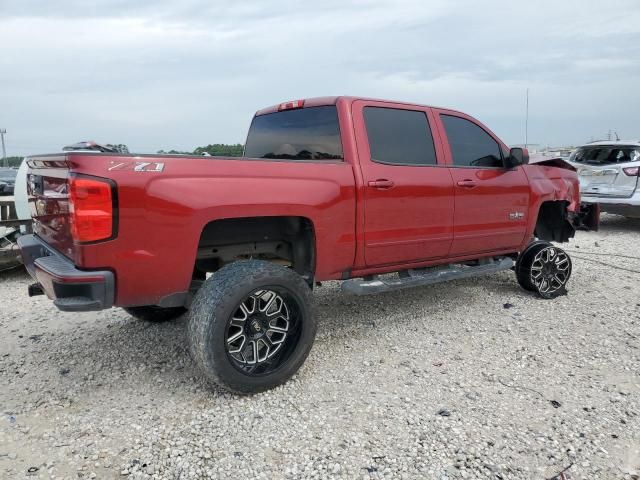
[188,260,316,394]
[515,241,572,299]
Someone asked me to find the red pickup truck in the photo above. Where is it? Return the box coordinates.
[18,96,597,393]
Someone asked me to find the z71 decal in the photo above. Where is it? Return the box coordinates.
[108,161,165,172]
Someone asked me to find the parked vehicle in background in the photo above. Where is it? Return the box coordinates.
[569,140,640,218]
[13,159,30,223]
[0,168,17,195]
[18,96,598,394]
[0,162,29,269]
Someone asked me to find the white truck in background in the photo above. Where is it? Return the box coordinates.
[0,160,29,269]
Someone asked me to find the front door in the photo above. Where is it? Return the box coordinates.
[433,110,530,256]
[353,101,455,267]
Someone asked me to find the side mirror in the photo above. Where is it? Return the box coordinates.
[506,147,529,169]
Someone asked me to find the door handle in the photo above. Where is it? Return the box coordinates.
[368,179,395,189]
[456,179,477,188]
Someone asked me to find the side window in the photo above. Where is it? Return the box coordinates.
[441,115,503,168]
[363,107,437,166]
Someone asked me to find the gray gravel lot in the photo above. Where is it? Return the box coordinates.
[1,215,639,480]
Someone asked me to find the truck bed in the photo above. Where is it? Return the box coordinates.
[26,152,357,306]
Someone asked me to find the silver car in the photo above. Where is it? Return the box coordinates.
[0,168,17,196]
[569,141,640,218]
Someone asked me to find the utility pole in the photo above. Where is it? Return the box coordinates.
[524,88,529,149]
[0,129,6,167]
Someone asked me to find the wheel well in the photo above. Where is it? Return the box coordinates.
[534,201,575,243]
[195,216,315,283]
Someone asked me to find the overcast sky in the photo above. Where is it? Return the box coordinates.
[1,0,639,156]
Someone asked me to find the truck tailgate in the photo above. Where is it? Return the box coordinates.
[26,155,75,259]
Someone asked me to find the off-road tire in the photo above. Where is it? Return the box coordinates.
[123,306,187,322]
[188,260,316,394]
[515,241,572,298]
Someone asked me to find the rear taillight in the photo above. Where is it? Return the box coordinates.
[622,166,639,176]
[69,176,116,243]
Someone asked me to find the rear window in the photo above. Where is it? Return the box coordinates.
[570,146,640,165]
[244,106,343,160]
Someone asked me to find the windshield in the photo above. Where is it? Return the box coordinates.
[0,170,17,181]
[244,106,343,160]
[570,146,640,165]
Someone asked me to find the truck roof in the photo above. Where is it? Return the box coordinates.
[254,96,463,117]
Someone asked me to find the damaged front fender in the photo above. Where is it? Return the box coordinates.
[524,160,600,243]
[535,201,576,243]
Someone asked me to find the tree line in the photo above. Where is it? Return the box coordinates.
[1,156,23,167]
[1,144,245,166]
[157,144,244,157]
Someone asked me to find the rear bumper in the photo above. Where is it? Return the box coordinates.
[581,191,640,217]
[17,234,114,312]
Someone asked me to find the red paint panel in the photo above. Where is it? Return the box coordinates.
[26,101,359,306]
[30,153,357,306]
[431,109,530,256]
[351,100,454,267]
[448,167,530,255]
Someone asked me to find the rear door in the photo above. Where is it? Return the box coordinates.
[433,110,530,256]
[353,101,454,267]
[570,144,640,198]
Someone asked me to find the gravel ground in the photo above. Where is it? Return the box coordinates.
[1,214,639,480]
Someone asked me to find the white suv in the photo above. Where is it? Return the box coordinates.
[569,141,640,218]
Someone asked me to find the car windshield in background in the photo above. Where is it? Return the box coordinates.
[244,106,343,160]
[0,170,17,181]
[571,146,640,165]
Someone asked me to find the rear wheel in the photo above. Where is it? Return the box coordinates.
[188,260,316,394]
[123,306,187,322]
[516,241,572,298]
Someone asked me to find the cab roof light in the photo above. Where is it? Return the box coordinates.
[278,99,305,111]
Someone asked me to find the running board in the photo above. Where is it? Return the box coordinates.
[341,257,515,295]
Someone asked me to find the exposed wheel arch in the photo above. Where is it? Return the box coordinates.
[534,201,576,243]
[195,216,316,284]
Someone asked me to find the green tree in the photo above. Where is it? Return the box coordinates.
[194,144,244,157]
[106,144,129,154]
[2,156,23,167]
[156,149,192,155]
[157,144,244,157]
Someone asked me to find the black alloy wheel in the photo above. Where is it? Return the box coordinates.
[188,260,316,394]
[516,241,572,299]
